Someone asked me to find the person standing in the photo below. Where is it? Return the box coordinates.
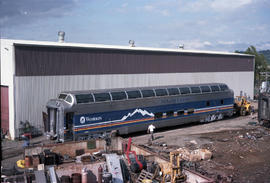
[148,124,156,141]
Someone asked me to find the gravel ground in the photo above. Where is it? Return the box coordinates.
[131,115,257,146]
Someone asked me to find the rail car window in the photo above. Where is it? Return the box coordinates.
[177,110,185,115]
[188,108,194,114]
[190,87,201,94]
[200,86,211,93]
[75,94,94,104]
[210,85,220,92]
[154,112,163,119]
[155,89,168,96]
[206,101,210,106]
[166,111,174,117]
[127,90,141,99]
[219,84,228,91]
[141,90,155,98]
[59,94,67,100]
[111,92,127,101]
[93,93,111,102]
[167,88,180,95]
[220,99,224,105]
[66,95,73,103]
[179,87,190,94]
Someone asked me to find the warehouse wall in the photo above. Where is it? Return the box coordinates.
[14,71,253,136]
[14,45,253,76]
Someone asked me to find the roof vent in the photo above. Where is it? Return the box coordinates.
[58,31,65,43]
[178,44,184,49]
[129,40,135,47]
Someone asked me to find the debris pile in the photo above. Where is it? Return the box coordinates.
[18,120,43,139]
[176,148,212,162]
[1,136,215,183]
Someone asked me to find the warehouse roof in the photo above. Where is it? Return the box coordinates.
[1,39,254,57]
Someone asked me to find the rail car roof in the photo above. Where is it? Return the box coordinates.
[61,83,228,94]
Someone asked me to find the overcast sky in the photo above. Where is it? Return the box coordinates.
[0,0,269,51]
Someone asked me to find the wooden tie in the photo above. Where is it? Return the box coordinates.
[136,170,154,183]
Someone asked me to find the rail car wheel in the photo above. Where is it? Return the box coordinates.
[240,107,246,116]
[200,114,220,123]
[217,113,224,120]
[78,136,87,141]
[204,115,212,123]
[207,115,212,122]
[200,118,206,123]
[110,130,118,137]
[87,135,94,140]
[210,114,217,121]
[247,107,251,115]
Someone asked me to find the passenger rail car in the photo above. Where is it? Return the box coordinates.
[45,83,234,141]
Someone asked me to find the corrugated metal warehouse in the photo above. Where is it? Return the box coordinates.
[0,39,254,139]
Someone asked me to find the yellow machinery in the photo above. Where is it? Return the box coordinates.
[16,160,25,168]
[234,96,252,116]
[170,151,187,183]
[160,151,186,183]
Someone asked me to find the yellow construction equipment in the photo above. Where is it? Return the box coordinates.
[160,151,187,183]
[16,160,25,169]
[170,151,187,183]
[234,96,252,116]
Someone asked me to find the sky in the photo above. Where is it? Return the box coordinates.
[0,0,270,52]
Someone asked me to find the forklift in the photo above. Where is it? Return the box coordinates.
[234,96,252,116]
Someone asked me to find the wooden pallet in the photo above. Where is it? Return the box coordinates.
[136,170,154,183]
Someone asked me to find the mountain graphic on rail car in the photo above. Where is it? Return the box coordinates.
[120,109,154,121]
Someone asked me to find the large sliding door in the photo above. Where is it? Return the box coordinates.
[1,86,9,135]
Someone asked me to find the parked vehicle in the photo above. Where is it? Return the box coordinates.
[45,83,234,142]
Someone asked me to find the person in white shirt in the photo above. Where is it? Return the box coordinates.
[148,124,156,141]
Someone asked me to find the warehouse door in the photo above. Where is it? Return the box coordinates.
[1,86,9,135]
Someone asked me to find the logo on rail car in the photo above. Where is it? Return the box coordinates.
[80,116,102,124]
[80,116,86,124]
[121,109,154,121]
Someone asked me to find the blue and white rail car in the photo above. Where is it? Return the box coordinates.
[45,83,234,141]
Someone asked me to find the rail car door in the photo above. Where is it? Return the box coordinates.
[48,108,57,135]
[65,112,74,140]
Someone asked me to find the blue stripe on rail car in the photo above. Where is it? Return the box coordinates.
[71,98,233,134]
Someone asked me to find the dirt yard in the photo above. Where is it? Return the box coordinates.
[130,115,270,183]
